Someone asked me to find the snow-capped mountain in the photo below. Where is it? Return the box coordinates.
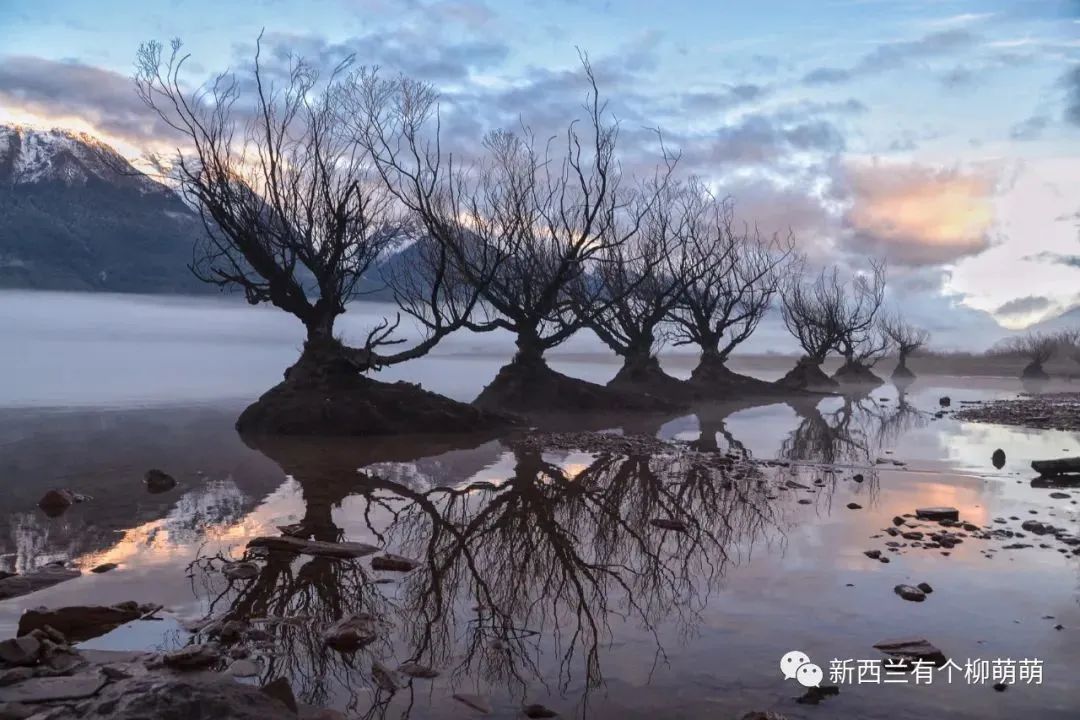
[0,124,208,294]
[0,125,167,193]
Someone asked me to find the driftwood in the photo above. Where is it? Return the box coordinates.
[1032,457,1080,477]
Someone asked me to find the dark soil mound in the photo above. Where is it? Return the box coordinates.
[1021,361,1050,380]
[607,356,697,401]
[686,355,791,399]
[474,356,681,414]
[891,363,916,380]
[237,343,513,436]
[777,359,839,391]
[832,361,885,388]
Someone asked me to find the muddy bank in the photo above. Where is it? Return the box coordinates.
[472,356,681,414]
[953,392,1080,431]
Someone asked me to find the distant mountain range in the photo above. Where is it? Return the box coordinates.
[0,124,210,294]
[0,124,416,298]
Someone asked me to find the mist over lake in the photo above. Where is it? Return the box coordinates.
[0,290,815,408]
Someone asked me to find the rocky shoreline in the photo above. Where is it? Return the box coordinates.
[953,392,1080,432]
[0,622,336,720]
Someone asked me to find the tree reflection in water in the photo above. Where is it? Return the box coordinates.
[189,426,786,718]
[778,390,927,509]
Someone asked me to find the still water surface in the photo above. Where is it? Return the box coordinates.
[1,291,1079,718]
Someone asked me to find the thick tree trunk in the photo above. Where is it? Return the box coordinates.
[778,356,839,391]
[688,347,787,398]
[833,358,884,387]
[608,350,692,399]
[892,353,916,380]
[473,332,681,414]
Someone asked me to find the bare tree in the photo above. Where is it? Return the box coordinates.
[830,260,888,386]
[777,265,844,389]
[994,331,1058,379]
[881,314,930,380]
[669,186,794,393]
[584,180,699,396]
[1051,329,1080,369]
[135,37,500,434]
[350,59,677,411]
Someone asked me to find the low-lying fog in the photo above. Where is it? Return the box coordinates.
[0,290,800,408]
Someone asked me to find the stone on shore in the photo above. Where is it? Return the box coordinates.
[397,662,439,679]
[162,644,221,671]
[143,469,177,494]
[246,536,379,559]
[37,490,83,517]
[370,554,421,572]
[222,561,260,581]
[17,603,150,643]
[915,507,959,521]
[894,584,926,602]
[873,637,947,666]
[0,638,41,668]
[0,674,107,704]
[323,615,377,651]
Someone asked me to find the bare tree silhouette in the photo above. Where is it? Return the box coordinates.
[670,186,794,397]
[348,59,680,414]
[134,37,504,435]
[881,314,929,381]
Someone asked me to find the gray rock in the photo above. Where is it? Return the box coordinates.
[0,701,36,720]
[0,566,81,602]
[162,644,220,671]
[523,704,559,718]
[371,661,401,691]
[939,396,951,407]
[323,615,377,651]
[246,536,379,559]
[222,562,260,582]
[991,449,1006,469]
[17,604,143,643]
[917,582,933,594]
[37,490,78,517]
[0,638,41,668]
[863,550,881,559]
[73,674,297,719]
[0,674,106,704]
[144,469,177,494]
[260,677,298,714]
[453,693,493,714]
[370,554,421,572]
[873,637,946,665]
[397,662,439,679]
[90,564,118,574]
[846,502,862,510]
[0,669,35,688]
[915,507,959,521]
[894,584,926,602]
[226,659,260,678]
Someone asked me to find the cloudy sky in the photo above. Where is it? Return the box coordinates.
[0,0,1078,349]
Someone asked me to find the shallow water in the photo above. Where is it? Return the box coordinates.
[2,370,1079,718]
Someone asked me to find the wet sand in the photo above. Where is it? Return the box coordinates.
[2,374,1079,718]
